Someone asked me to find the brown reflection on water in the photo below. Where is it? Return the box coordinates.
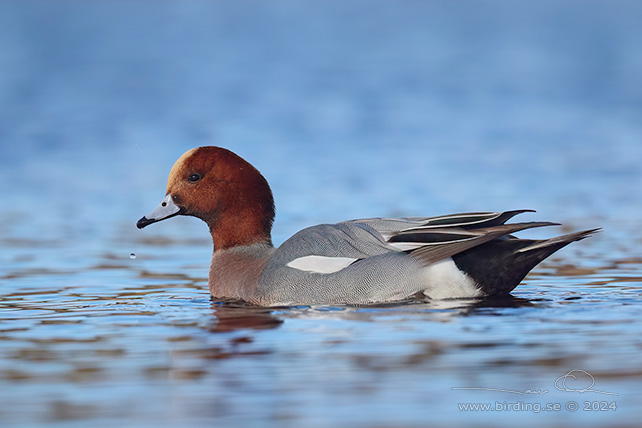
[209,303,284,332]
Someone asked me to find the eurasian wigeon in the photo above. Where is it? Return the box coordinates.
[137,146,598,306]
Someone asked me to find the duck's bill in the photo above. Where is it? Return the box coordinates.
[137,194,182,229]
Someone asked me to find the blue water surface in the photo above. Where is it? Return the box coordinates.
[1,1,642,427]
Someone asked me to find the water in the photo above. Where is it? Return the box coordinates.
[1,1,642,427]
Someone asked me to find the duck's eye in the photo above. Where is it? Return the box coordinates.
[188,173,201,183]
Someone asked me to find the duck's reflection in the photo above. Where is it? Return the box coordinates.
[209,300,284,332]
[470,295,536,309]
[207,294,537,330]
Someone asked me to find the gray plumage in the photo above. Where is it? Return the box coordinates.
[254,210,599,305]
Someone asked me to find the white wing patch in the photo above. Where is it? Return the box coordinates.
[286,255,359,274]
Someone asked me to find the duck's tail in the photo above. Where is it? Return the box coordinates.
[452,228,601,296]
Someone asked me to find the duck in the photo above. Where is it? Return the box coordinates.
[137,146,598,306]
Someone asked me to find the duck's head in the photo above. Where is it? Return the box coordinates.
[137,146,275,249]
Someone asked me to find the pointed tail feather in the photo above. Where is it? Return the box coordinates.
[469,209,536,228]
[407,222,560,266]
[517,228,601,253]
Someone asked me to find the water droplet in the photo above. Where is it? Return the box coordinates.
[130,253,136,260]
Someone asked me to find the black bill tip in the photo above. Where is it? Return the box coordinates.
[136,216,156,229]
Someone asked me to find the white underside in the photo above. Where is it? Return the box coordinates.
[418,258,482,299]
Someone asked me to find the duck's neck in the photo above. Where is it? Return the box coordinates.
[208,210,274,250]
[207,174,275,249]
[209,242,275,302]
